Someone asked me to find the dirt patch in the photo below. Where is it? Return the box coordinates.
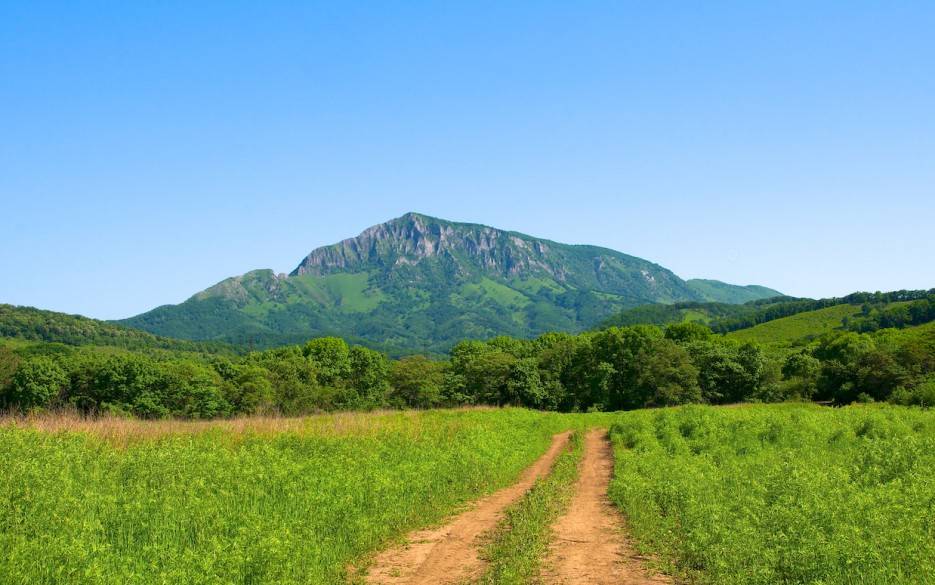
[540,430,670,585]
[363,431,572,585]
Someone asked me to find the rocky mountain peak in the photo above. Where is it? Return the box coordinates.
[290,213,552,278]
[123,212,782,353]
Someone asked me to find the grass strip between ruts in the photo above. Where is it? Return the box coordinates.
[477,431,584,585]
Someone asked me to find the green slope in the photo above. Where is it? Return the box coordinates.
[686,279,783,303]
[0,304,234,354]
[598,300,770,329]
[726,304,864,345]
[120,213,781,353]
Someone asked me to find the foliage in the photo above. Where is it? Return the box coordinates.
[602,290,935,351]
[712,289,934,335]
[1,324,931,416]
[0,304,234,354]
[0,346,19,391]
[4,289,934,416]
[726,304,864,346]
[389,355,446,408]
[598,300,761,329]
[3,357,67,411]
[846,293,935,333]
[889,376,935,407]
[608,404,935,584]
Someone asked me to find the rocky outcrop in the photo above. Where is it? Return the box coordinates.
[293,213,584,281]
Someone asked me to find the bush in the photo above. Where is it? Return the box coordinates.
[889,378,935,407]
[4,357,67,410]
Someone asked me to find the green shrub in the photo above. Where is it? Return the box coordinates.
[889,377,935,407]
[3,356,67,410]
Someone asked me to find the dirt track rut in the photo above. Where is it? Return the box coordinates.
[364,431,572,585]
[540,429,670,585]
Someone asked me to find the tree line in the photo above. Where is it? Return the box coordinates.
[3,316,933,417]
[844,293,935,333]
[708,289,935,334]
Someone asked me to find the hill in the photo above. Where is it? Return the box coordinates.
[597,296,797,329]
[685,279,783,304]
[599,289,935,348]
[120,213,780,353]
[724,290,935,346]
[0,304,234,355]
[725,303,865,345]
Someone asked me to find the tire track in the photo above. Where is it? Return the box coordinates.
[363,431,572,585]
[540,430,670,585]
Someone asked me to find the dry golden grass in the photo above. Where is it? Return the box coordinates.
[0,406,496,445]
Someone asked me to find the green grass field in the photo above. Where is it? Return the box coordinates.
[725,303,862,345]
[0,409,574,585]
[2,405,933,584]
[609,404,935,584]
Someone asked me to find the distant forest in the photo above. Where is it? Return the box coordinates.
[2,290,934,418]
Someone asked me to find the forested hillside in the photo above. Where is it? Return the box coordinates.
[120,213,780,353]
[602,289,935,345]
[598,298,789,329]
[4,305,934,417]
[0,305,234,355]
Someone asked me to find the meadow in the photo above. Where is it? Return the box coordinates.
[609,404,935,584]
[2,405,933,584]
[0,408,576,585]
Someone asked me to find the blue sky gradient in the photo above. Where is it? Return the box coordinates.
[2,2,934,319]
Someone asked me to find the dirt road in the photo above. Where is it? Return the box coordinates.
[540,430,670,585]
[364,431,572,585]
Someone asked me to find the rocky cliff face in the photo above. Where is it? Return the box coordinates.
[290,212,673,291]
[291,213,562,277]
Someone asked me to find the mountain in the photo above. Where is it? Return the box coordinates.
[120,213,781,353]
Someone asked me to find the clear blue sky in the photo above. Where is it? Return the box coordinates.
[2,2,933,320]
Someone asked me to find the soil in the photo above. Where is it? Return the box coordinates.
[363,431,573,585]
[539,430,671,585]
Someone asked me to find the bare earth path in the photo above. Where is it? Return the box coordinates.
[364,431,572,585]
[540,430,670,585]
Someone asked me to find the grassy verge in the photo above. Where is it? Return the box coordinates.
[0,408,576,585]
[477,431,584,584]
[607,404,935,584]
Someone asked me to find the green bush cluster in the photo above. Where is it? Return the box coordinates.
[0,338,393,418]
[608,404,935,584]
[846,293,935,332]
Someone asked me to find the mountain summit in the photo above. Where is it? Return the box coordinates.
[291,212,692,299]
[121,213,781,353]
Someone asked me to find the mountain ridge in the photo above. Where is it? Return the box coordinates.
[120,213,781,353]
